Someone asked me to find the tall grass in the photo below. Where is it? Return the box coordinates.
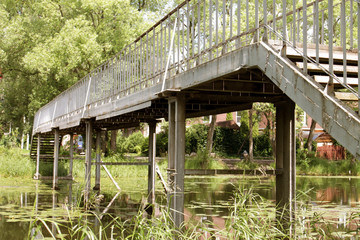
[297,156,360,176]
[0,146,34,177]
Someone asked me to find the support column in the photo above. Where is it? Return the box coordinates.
[53,129,60,190]
[148,122,156,206]
[85,120,93,202]
[34,134,41,180]
[69,133,74,178]
[94,130,101,191]
[275,98,296,237]
[167,95,186,228]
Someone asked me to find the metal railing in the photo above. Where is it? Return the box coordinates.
[33,0,360,134]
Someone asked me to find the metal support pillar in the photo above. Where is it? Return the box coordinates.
[275,98,296,237]
[34,134,41,179]
[167,95,186,228]
[94,130,101,191]
[69,133,74,178]
[85,120,93,202]
[148,122,157,206]
[53,129,60,190]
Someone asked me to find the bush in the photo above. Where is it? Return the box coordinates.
[213,126,248,157]
[253,133,272,157]
[185,124,208,154]
[0,147,34,177]
[120,131,146,154]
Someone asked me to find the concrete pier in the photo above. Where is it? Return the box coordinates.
[275,98,296,237]
[167,95,186,228]
[53,129,59,190]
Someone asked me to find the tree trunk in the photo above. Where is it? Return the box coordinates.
[307,119,317,152]
[102,131,109,157]
[249,109,254,161]
[110,130,117,153]
[206,115,217,154]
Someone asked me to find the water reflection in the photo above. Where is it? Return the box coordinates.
[0,176,360,239]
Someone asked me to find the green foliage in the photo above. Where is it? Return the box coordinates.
[296,153,360,176]
[213,125,249,157]
[121,131,147,154]
[0,0,149,130]
[156,131,168,157]
[226,112,233,121]
[185,147,225,169]
[185,124,208,154]
[0,146,34,177]
[253,133,273,157]
[0,133,18,148]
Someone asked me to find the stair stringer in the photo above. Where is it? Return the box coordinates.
[250,42,360,159]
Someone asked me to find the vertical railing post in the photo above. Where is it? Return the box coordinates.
[255,0,259,42]
[302,0,307,73]
[292,0,296,46]
[315,0,320,64]
[263,0,268,42]
[341,0,347,85]
[327,0,334,94]
[281,0,287,56]
[350,0,354,49]
[358,0,360,114]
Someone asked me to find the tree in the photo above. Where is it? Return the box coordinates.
[206,115,217,154]
[307,119,317,152]
[0,0,151,135]
[248,108,254,161]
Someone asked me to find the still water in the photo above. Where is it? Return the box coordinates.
[0,176,359,239]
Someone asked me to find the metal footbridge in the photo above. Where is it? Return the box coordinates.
[31,0,360,234]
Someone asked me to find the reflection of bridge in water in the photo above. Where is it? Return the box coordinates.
[31,0,360,235]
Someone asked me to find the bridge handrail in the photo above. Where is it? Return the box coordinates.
[33,0,360,134]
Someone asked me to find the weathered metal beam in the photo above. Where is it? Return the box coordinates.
[186,103,252,118]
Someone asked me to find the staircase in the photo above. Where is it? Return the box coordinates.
[30,134,55,162]
[272,41,359,108]
[252,41,360,159]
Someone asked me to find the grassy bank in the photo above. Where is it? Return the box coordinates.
[0,146,34,178]
[297,156,360,176]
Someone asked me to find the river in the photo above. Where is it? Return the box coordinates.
[1,175,359,239]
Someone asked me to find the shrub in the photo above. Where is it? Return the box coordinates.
[120,131,146,154]
[185,124,208,154]
[213,126,248,157]
[253,133,272,157]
